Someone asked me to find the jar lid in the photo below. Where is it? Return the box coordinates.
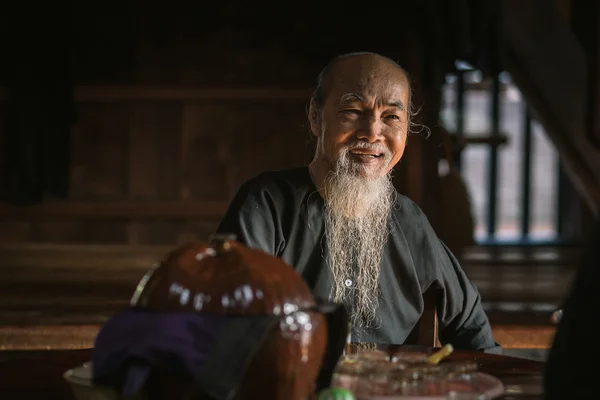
[130,234,317,316]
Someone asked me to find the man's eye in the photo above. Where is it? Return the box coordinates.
[386,114,401,120]
[342,109,361,115]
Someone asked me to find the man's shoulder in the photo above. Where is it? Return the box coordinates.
[392,193,429,221]
[235,166,312,197]
[391,193,438,240]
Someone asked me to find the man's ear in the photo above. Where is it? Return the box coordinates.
[308,98,322,138]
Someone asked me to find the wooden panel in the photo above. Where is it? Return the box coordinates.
[491,325,556,349]
[133,8,316,86]
[0,201,227,220]
[129,103,182,200]
[71,1,136,84]
[0,324,558,351]
[181,103,233,201]
[228,101,311,192]
[227,44,317,86]
[0,222,31,242]
[0,242,570,350]
[0,242,168,269]
[134,4,227,84]
[29,221,129,244]
[0,103,7,202]
[127,220,218,245]
[0,86,313,102]
[127,221,180,246]
[0,324,557,351]
[462,245,581,266]
[177,220,222,243]
[69,103,131,201]
[0,326,99,350]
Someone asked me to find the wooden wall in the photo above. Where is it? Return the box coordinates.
[0,2,444,246]
[0,88,321,245]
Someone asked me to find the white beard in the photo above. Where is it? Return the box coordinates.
[323,144,396,329]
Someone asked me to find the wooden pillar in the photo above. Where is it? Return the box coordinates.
[391,30,444,228]
[571,0,600,149]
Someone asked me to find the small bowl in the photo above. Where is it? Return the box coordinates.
[63,362,129,400]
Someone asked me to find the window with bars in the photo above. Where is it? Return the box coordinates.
[439,62,579,246]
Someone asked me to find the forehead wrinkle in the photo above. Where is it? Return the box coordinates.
[337,90,407,112]
[387,100,406,111]
[339,92,366,104]
[329,66,409,111]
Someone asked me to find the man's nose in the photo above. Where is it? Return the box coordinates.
[355,117,384,142]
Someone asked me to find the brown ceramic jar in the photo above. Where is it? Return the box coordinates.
[130,234,329,400]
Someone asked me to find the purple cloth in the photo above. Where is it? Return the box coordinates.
[92,308,227,397]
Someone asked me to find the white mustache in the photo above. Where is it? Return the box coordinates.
[342,141,389,157]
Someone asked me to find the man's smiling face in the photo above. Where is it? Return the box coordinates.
[310,54,410,178]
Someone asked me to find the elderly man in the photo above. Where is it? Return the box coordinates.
[216,52,499,352]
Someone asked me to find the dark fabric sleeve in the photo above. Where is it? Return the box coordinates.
[215,180,282,256]
[400,197,500,353]
[544,220,600,399]
[434,240,502,354]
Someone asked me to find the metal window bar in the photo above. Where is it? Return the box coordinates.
[486,75,501,238]
[451,70,568,246]
[520,106,533,237]
[455,72,465,171]
[557,161,567,238]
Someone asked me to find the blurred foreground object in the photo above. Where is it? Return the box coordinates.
[65,234,348,400]
[544,219,600,399]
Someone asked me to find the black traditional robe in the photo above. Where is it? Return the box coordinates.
[544,219,600,398]
[217,167,499,352]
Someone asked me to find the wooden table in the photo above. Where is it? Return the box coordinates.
[0,348,544,399]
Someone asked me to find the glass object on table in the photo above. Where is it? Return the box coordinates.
[387,364,448,396]
[330,358,364,392]
[354,362,404,396]
[355,348,390,362]
[390,349,430,365]
[444,370,486,399]
[441,360,479,375]
[446,391,488,399]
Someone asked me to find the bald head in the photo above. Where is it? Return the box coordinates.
[308,51,412,180]
[311,52,412,112]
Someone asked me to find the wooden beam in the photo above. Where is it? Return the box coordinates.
[0,324,557,351]
[0,242,170,270]
[0,325,99,351]
[503,0,600,216]
[571,0,600,148]
[0,242,568,350]
[0,81,494,104]
[462,245,581,266]
[491,325,556,349]
[0,201,228,220]
[0,86,313,102]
